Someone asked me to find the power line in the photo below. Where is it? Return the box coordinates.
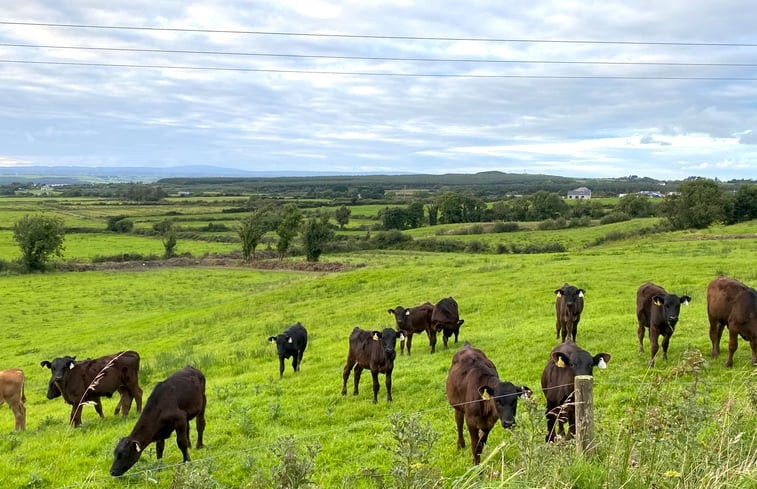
[2,20,757,47]
[2,59,756,80]
[2,42,756,67]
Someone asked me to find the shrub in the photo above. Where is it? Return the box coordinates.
[600,211,631,224]
[492,221,519,233]
[13,214,65,271]
[371,230,412,249]
[465,240,489,253]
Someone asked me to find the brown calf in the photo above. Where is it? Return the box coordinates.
[0,368,26,431]
[707,276,757,367]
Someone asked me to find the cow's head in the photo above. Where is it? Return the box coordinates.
[110,437,143,476]
[372,328,405,361]
[40,356,76,399]
[479,382,532,428]
[387,306,410,331]
[555,284,585,311]
[268,334,295,356]
[551,347,610,377]
[652,294,691,330]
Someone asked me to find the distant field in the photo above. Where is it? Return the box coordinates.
[0,213,754,488]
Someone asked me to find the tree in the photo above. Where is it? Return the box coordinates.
[106,215,134,233]
[13,214,65,271]
[528,191,568,220]
[275,203,302,259]
[302,214,334,262]
[732,183,757,222]
[334,205,351,229]
[662,178,728,229]
[238,210,271,261]
[616,193,653,218]
[380,207,407,230]
[153,220,177,258]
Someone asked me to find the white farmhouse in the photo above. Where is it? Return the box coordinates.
[567,187,592,200]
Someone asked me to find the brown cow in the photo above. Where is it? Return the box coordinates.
[341,327,404,403]
[555,283,584,342]
[110,366,206,476]
[446,343,531,464]
[541,341,610,442]
[636,282,691,367]
[430,297,464,353]
[388,302,433,355]
[41,351,143,427]
[707,276,757,367]
[0,368,26,431]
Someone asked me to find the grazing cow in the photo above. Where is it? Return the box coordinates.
[267,322,308,379]
[555,283,585,342]
[636,282,691,367]
[387,302,433,355]
[40,351,143,427]
[445,343,531,464]
[341,327,404,403]
[541,341,610,442]
[430,297,465,353]
[0,368,26,431]
[110,366,206,476]
[707,276,757,367]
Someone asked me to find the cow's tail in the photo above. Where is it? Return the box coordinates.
[21,376,26,403]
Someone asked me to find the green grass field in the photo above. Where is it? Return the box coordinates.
[0,214,754,488]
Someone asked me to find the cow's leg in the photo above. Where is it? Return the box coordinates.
[429,329,437,353]
[466,422,481,465]
[726,329,738,367]
[133,385,143,414]
[117,387,132,418]
[710,320,725,358]
[405,333,413,356]
[370,370,381,404]
[12,399,25,431]
[442,329,451,349]
[156,438,166,459]
[545,406,557,442]
[175,417,192,462]
[555,320,561,340]
[571,321,578,342]
[453,328,459,344]
[750,337,757,366]
[477,428,492,463]
[341,359,356,396]
[454,409,466,449]
[661,333,671,361]
[637,322,646,353]
[93,398,105,418]
[399,335,406,355]
[195,408,206,449]
[385,369,393,402]
[648,330,660,367]
[70,404,83,427]
[291,355,298,373]
[353,365,364,396]
[278,356,285,379]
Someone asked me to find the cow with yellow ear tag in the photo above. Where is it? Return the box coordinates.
[541,340,610,443]
[636,282,691,367]
[341,327,405,403]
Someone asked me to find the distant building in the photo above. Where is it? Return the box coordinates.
[567,187,592,200]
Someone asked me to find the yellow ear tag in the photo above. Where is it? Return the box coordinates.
[556,357,566,368]
[372,333,379,341]
[481,391,491,400]
[653,298,663,306]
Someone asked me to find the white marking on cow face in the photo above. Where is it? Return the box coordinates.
[287,337,293,344]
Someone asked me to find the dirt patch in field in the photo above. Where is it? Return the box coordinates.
[58,253,360,273]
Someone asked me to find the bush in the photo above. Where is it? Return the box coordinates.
[465,240,489,253]
[492,221,519,233]
[371,230,412,249]
[537,217,567,230]
[13,214,65,271]
[600,211,631,224]
[408,238,466,253]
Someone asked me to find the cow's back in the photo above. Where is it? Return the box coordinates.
[709,277,757,330]
[145,367,205,418]
[83,351,140,395]
[433,297,460,325]
[446,346,496,407]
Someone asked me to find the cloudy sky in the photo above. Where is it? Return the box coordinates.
[1,1,756,180]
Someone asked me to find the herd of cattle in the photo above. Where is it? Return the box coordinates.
[0,275,755,472]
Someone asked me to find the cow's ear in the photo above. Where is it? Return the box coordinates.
[578,289,585,298]
[287,337,293,344]
[387,309,394,315]
[478,386,494,400]
[518,386,533,399]
[551,352,569,368]
[267,336,276,343]
[594,353,611,369]
[40,360,51,369]
[652,295,664,306]
[554,288,563,296]
[372,331,381,341]
[681,296,691,306]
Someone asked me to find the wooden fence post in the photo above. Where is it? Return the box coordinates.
[574,374,595,456]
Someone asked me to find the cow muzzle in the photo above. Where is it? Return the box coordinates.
[501,419,515,429]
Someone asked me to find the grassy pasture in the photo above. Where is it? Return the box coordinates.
[0,220,754,488]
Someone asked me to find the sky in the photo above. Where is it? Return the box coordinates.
[1,1,756,181]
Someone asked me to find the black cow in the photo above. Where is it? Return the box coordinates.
[341,327,404,403]
[445,343,531,464]
[110,366,206,477]
[555,283,585,342]
[541,341,610,442]
[637,282,691,367]
[268,322,308,379]
[707,276,757,367]
[430,297,464,353]
[387,302,433,355]
[40,351,142,427]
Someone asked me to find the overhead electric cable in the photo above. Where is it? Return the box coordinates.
[1,58,755,80]
[1,42,755,67]
[2,20,757,47]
